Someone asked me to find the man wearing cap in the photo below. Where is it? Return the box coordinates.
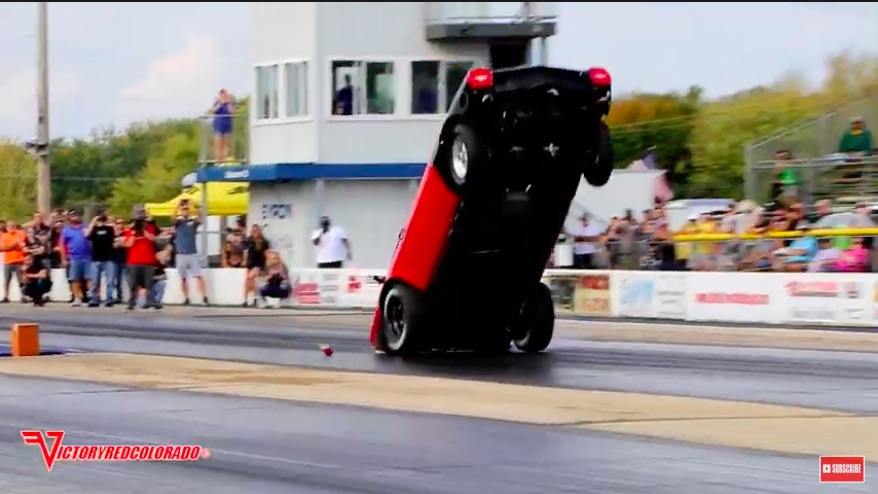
[838,117,873,155]
[60,210,92,306]
[311,216,351,269]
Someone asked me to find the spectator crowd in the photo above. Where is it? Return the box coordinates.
[561,198,877,274]
[0,201,314,308]
[559,117,877,274]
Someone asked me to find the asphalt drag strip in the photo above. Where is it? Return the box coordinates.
[3,375,857,494]
[0,353,875,463]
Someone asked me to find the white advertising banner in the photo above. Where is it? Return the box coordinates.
[654,273,687,320]
[4,259,878,329]
[778,274,868,325]
[617,272,657,318]
[336,270,384,308]
[867,277,878,324]
[686,272,775,323]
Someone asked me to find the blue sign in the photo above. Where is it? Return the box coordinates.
[197,163,427,183]
[621,278,654,308]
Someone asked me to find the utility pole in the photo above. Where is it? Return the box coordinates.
[36,1,51,213]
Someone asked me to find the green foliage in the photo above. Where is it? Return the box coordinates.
[107,132,200,216]
[607,87,701,196]
[0,141,38,219]
[0,96,249,219]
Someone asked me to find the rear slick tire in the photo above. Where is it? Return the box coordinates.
[512,283,555,353]
[583,121,613,187]
[380,283,424,356]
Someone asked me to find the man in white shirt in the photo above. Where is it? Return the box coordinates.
[311,216,351,269]
[566,214,604,269]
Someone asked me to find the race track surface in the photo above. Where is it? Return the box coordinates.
[0,376,864,494]
[0,306,873,493]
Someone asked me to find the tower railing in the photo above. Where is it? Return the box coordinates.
[197,113,249,166]
[423,2,557,24]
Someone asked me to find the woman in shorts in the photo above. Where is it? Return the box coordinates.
[242,224,270,307]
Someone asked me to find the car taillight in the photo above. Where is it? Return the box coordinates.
[465,68,493,90]
[587,67,611,87]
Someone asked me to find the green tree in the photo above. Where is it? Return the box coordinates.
[0,141,38,218]
[607,88,701,195]
[50,118,201,212]
[107,132,199,216]
[687,52,878,198]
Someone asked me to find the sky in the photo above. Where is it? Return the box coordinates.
[0,2,875,140]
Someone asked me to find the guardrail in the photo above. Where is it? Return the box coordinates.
[749,155,878,203]
[1,267,873,328]
[197,113,248,165]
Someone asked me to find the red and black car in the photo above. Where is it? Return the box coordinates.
[370,65,613,355]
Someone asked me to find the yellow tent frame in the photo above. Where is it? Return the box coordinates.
[145,182,249,217]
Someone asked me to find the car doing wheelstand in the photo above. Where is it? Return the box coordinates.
[370,66,614,356]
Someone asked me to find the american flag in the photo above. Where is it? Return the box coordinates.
[626,148,674,203]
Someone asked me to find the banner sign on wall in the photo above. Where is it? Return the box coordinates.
[317,271,340,305]
[871,281,878,323]
[618,273,655,318]
[655,274,686,319]
[687,273,772,323]
[5,261,878,329]
[291,271,321,305]
[574,274,611,316]
[338,271,383,308]
[783,279,865,324]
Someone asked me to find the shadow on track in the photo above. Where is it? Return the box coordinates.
[374,350,560,384]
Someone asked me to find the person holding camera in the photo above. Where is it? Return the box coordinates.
[258,251,291,304]
[85,210,117,307]
[123,208,160,311]
[310,216,351,269]
[173,200,209,306]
